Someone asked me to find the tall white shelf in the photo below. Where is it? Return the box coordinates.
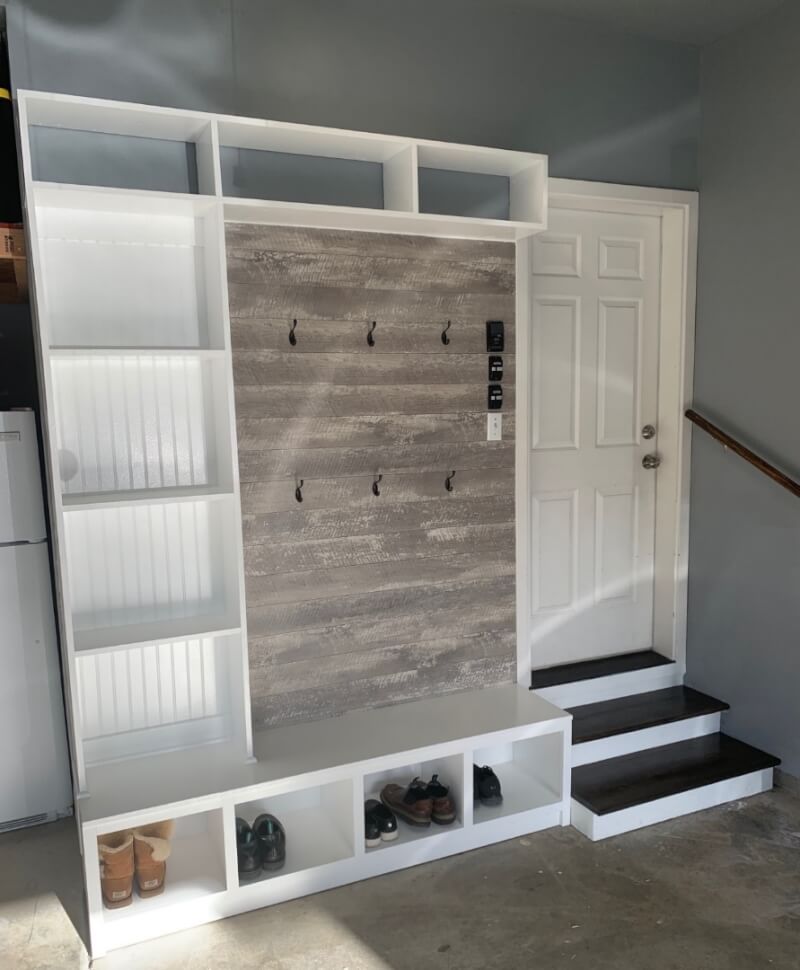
[15,89,563,957]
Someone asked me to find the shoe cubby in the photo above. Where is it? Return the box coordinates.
[90,808,227,954]
[362,753,465,852]
[472,731,564,824]
[64,498,242,649]
[52,353,232,497]
[235,779,355,885]
[34,195,226,349]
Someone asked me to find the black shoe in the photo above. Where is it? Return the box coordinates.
[253,814,286,871]
[365,799,399,847]
[473,765,503,806]
[236,817,263,880]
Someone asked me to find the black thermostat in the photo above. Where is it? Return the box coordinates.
[488,355,503,382]
[488,384,503,410]
[486,320,504,353]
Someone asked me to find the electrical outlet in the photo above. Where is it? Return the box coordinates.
[487,413,502,441]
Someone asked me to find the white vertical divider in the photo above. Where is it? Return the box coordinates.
[383,142,418,213]
[15,94,89,793]
[205,118,255,760]
[514,236,533,687]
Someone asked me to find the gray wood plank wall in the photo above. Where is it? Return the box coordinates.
[227,225,516,729]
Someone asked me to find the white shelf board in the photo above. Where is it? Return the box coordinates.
[223,196,542,241]
[79,684,568,825]
[473,765,561,825]
[62,486,234,511]
[50,346,226,359]
[237,806,353,886]
[73,614,242,656]
[416,139,547,178]
[31,180,218,217]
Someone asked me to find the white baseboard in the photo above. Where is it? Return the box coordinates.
[570,767,774,841]
[572,712,721,767]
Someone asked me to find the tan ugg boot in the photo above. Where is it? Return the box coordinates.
[133,820,175,898]
[97,830,134,909]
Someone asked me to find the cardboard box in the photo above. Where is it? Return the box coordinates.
[0,223,28,304]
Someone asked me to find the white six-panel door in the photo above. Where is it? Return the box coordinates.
[529,207,662,667]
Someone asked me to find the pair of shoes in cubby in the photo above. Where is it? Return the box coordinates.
[380,775,457,829]
[236,814,286,879]
[97,820,175,910]
[473,764,503,806]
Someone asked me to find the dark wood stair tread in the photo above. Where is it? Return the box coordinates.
[569,686,729,745]
[572,733,780,816]
[531,650,674,689]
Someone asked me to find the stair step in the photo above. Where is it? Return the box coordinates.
[531,650,674,690]
[569,686,729,745]
[572,733,780,817]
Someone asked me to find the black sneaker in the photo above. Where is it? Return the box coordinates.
[253,814,286,871]
[364,799,399,847]
[236,817,263,880]
[473,765,503,806]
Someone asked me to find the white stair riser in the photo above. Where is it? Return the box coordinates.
[534,663,683,709]
[570,767,774,841]
[572,712,721,767]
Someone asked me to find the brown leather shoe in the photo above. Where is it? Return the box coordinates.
[381,778,432,826]
[425,774,457,825]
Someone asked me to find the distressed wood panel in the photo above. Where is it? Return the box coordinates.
[236,383,517,418]
[237,412,515,451]
[227,250,513,293]
[233,351,515,386]
[241,467,513,514]
[251,656,516,728]
[226,224,513,262]
[229,225,516,729]
[231,317,515,354]
[228,282,514,321]
[239,440,513,483]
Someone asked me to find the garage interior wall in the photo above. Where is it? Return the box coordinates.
[687,0,800,776]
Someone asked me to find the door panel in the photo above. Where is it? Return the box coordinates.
[530,208,661,667]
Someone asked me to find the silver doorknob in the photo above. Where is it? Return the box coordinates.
[642,454,661,470]
[642,424,656,440]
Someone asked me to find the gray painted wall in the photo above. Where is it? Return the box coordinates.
[688,0,800,774]
[6,0,699,190]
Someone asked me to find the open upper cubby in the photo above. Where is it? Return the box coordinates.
[32,187,226,350]
[23,93,218,196]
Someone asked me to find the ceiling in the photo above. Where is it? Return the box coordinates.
[489,0,787,47]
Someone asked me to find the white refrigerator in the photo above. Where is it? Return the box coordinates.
[0,409,72,831]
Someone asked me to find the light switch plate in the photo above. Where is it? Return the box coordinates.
[487,413,502,441]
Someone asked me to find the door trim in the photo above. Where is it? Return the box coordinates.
[515,179,698,684]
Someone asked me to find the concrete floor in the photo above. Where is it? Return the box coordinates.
[2,784,800,970]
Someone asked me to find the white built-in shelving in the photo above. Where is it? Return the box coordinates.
[16,88,555,958]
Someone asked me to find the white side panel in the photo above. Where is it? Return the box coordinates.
[571,712,721,767]
[0,542,72,824]
[0,410,47,542]
[571,768,774,841]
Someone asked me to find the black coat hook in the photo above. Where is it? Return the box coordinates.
[372,474,382,497]
[295,479,304,503]
[445,470,456,492]
[289,319,298,346]
[367,320,376,347]
[441,320,451,346]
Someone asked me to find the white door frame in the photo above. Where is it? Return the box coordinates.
[515,178,698,684]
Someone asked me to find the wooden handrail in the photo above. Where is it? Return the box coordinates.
[686,409,800,499]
